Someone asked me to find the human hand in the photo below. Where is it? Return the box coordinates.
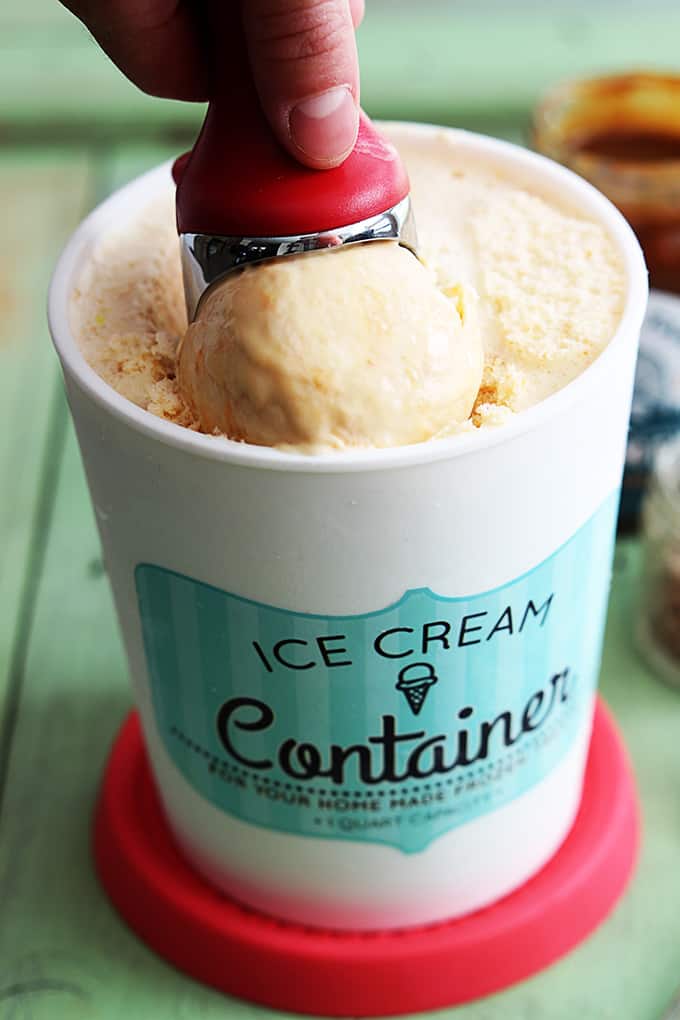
[60,0,365,168]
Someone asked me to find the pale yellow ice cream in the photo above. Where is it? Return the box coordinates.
[178,243,482,450]
[70,197,193,428]
[71,125,626,447]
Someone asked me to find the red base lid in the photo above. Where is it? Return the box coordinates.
[93,699,639,1016]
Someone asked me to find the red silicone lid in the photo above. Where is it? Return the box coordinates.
[93,699,639,1016]
[174,7,409,237]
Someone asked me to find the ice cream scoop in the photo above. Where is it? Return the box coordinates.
[174,6,417,322]
[177,243,484,450]
[173,9,484,451]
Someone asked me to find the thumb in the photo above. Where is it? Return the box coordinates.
[241,0,361,170]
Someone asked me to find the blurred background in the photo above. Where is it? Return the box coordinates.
[4,0,680,146]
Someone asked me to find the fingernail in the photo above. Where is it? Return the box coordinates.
[290,87,358,166]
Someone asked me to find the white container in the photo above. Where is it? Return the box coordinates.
[48,125,647,931]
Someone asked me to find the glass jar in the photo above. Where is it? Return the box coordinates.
[532,72,680,292]
[637,438,680,688]
[533,73,680,532]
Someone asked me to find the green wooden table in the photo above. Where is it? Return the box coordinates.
[2,2,680,1017]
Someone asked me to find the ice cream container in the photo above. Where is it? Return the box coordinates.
[48,124,647,931]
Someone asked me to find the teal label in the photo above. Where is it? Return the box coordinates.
[136,492,618,854]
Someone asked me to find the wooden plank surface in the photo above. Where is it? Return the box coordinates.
[0,143,678,1019]
[1,2,680,1015]
[2,419,680,1019]
[2,2,680,137]
[0,150,92,777]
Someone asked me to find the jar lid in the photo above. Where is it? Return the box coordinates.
[93,699,639,1016]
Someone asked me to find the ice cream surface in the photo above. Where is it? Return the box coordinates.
[71,125,626,448]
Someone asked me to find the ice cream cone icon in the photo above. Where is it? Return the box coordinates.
[396,663,438,716]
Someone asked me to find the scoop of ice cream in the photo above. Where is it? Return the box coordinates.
[177,242,483,451]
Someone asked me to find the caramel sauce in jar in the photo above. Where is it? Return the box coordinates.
[534,74,680,531]
[575,130,680,162]
[532,73,680,292]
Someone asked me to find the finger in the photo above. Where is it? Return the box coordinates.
[59,0,208,100]
[349,0,365,29]
[242,0,361,170]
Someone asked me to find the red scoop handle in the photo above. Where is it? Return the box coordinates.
[174,5,409,237]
